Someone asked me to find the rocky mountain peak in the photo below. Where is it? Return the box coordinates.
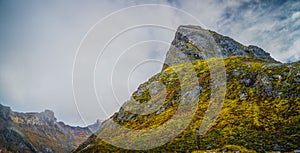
[163,25,276,69]
[40,109,56,122]
[0,104,12,120]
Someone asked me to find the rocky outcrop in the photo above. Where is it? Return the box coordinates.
[163,25,276,69]
[0,104,101,153]
[0,104,12,120]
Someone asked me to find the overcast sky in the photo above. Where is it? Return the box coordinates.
[0,0,299,126]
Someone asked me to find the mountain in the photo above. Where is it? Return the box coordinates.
[163,25,276,69]
[73,25,300,152]
[0,104,101,153]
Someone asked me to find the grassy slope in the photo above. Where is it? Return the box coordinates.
[74,56,300,153]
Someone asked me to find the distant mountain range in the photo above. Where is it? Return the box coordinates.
[0,104,101,153]
[73,25,300,152]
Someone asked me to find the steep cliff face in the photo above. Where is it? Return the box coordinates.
[0,104,101,153]
[73,25,299,152]
[163,25,276,69]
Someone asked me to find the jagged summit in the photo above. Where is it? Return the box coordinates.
[163,25,276,69]
[0,103,12,120]
[40,109,57,123]
[0,104,58,125]
[0,104,101,153]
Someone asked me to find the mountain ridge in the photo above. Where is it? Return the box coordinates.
[0,104,101,153]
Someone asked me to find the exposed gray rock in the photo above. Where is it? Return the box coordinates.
[44,147,54,153]
[163,25,277,69]
[206,146,212,150]
[0,104,12,120]
[182,85,202,103]
[156,103,171,115]
[241,77,256,87]
[264,63,281,69]
[284,83,290,87]
[232,69,241,76]
[156,107,165,115]
[240,72,257,87]
[273,75,282,80]
[278,92,283,98]
[294,77,300,83]
[222,148,228,152]
[261,76,270,85]
[264,84,273,96]
[239,92,247,100]
[127,114,137,121]
[40,109,57,125]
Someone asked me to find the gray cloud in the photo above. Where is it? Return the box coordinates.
[216,0,300,61]
[0,0,299,126]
